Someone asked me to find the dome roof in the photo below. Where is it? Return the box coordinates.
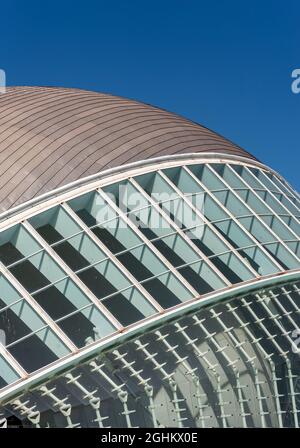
[0,86,255,213]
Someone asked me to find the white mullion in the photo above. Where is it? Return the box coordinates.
[226,164,300,259]
[242,165,300,228]
[23,221,123,331]
[192,314,236,428]
[235,371,249,428]
[62,203,163,313]
[0,262,76,353]
[266,172,300,209]
[241,297,287,356]
[165,167,259,277]
[129,177,230,287]
[257,170,300,219]
[155,326,207,426]
[201,165,286,271]
[209,308,255,364]
[202,310,251,427]
[98,189,199,298]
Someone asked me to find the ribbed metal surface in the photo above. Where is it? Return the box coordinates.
[0,86,255,213]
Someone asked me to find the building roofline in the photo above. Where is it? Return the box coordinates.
[0,152,274,228]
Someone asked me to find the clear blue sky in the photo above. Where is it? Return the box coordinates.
[1,0,299,190]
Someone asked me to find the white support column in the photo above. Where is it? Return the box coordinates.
[64,372,109,428]
[174,318,222,426]
[241,295,298,427]
[193,316,238,428]
[235,371,250,428]
[0,414,7,428]
[89,359,136,428]
[255,291,300,427]
[113,349,160,428]
[39,384,80,428]
[11,399,41,428]
[281,285,300,316]
[134,339,188,426]
[226,301,284,427]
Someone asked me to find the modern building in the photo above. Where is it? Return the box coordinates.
[0,86,299,428]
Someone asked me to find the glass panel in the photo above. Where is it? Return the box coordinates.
[213,219,280,274]
[213,190,250,216]
[279,215,300,235]
[236,246,278,276]
[8,328,69,373]
[32,275,117,347]
[0,218,124,344]
[232,189,271,215]
[255,189,291,215]
[0,354,20,389]
[238,216,278,244]
[229,164,262,189]
[260,215,297,242]
[0,225,66,293]
[286,241,300,258]
[0,224,41,266]
[267,172,300,205]
[0,275,70,372]
[188,164,226,190]
[262,243,299,270]
[102,286,156,325]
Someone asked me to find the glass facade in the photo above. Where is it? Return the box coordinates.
[0,158,299,428]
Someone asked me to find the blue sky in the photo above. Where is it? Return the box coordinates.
[1,0,299,190]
